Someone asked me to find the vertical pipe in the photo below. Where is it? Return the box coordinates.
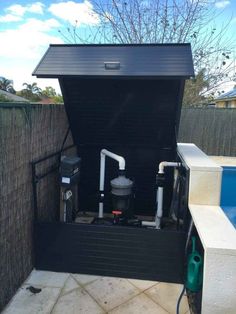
[99,152,105,218]
[155,186,163,228]
[98,202,103,219]
[99,153,106,192]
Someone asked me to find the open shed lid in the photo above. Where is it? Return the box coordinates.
[33,44,194,78]
[33,44,195,214]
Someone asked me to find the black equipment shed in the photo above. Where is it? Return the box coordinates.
[33,44,194,283]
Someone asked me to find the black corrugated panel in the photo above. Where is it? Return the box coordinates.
[33,44,194,78]
[35,222,186,283]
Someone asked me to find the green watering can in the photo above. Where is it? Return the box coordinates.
[186,236,203,292]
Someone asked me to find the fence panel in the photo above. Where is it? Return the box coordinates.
[179,108,236,156]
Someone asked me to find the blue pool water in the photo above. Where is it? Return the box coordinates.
[221,166,236,228]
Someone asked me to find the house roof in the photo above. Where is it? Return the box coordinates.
[216,89,236,101]
[0,89,29,102]
[32,43,194,78]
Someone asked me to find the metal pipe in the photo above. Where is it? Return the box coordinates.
[32,144,75,166]
[99,149,126,218]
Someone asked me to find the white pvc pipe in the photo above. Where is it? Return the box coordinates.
[142,221,156,227]
[155,161,180,229]
[101,149,125,170]
[159,161,180,174]
[98,149,126,218]
[155,187,164,228]
[98,202,103,219]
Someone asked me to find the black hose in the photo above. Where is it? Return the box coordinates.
[176,284,186,314]
[176,219,194,314]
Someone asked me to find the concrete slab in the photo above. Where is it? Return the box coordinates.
[52,287,105,314]
[127,278,159,291]
[26,270,69,288]
[145,282,189,314]
[61,275,80,295]
[71,273,101,286]
[108,293,168,314]
[3,271,190,314]
[85,276,140,312]
[2,285,61,314]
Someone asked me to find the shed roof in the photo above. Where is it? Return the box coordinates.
[0,89,29,102]
[33,44,194,78]
[216,89,236,101]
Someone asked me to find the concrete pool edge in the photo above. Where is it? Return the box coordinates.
[178,144,236,314]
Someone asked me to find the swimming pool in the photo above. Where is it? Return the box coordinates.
[221,166,236,228]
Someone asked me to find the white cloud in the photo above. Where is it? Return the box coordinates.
[28,2,45,14]
[1,62,61,92]
[7,2,44,15]
[0,3,62,93]
[0,14,22,22]
[0,18,62,59]
[48,0,99,26]
[7,4,26,17]
[215,1,230,8]
[0,2,44,23]
[20,18,61,32]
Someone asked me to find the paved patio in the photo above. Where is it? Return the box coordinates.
[2,270,189,314]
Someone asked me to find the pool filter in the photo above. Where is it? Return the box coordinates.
[110,174,133,217]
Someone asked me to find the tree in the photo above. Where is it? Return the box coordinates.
[17,83,63,103]
[41,86,64,103]
[22,82,42,95]
[59,0,236,106]
[42,86,57,98]
[17,82,42,102]
[183,69,210,106]
[52,94,64,104]
[0,77,15,94]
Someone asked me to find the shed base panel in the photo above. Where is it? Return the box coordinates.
[35,222,186,283]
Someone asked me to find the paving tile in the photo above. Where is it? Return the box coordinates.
[109,293,168,314]
[71,273,101,286]
[26,270,69,288]
[145,282,189,314]
[3,285,61,314]
[52,287,105,314]
[128,278,158,291]
[61,275,80,295]
[85,277,139,311]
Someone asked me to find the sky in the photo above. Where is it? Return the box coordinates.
[0,0,236,94]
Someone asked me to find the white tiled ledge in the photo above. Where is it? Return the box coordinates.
[178,143,222,206]
[210,156,236,167]
[178,143,221,172]
[177,143,236,314]
[189,204,236,256]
